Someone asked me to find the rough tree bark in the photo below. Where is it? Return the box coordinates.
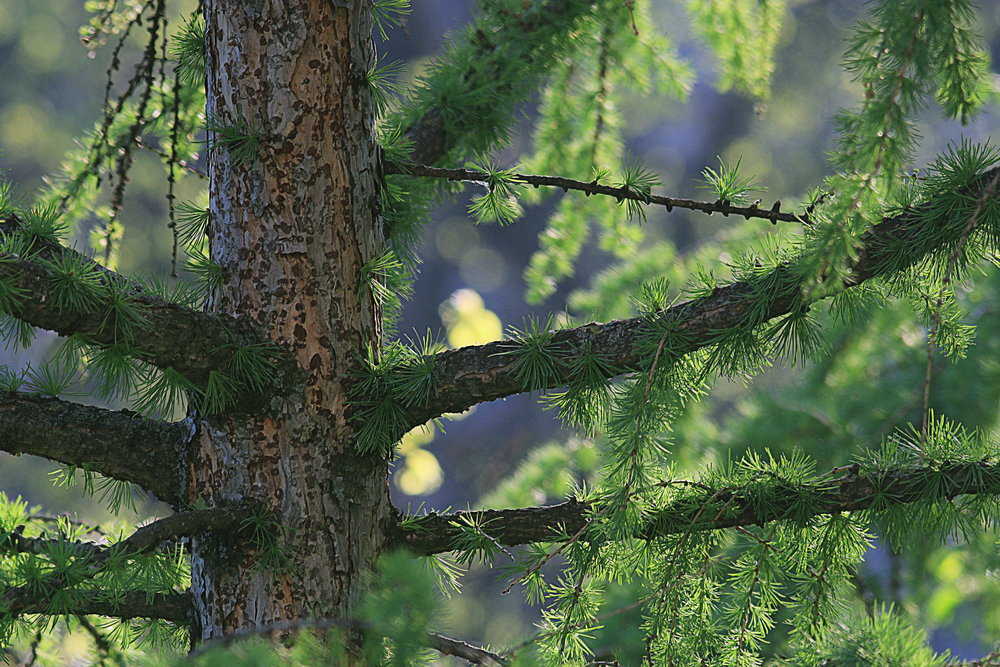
[189,0,388,640]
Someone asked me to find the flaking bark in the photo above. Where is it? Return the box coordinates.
[190,0,390,642]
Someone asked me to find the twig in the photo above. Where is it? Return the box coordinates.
[136,137,207,180]
[386,162,803,225]
[955,648,1000,667]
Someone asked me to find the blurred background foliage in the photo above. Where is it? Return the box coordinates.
[3,0,1000,662]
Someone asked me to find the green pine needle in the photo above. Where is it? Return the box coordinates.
[174,201,210,251]
[0,365,27,392]
[134,367,198,420]
[615,152,662,223]
[183,248,224,301]
[20,202,67,244]
[467,161,522,225]
[224,343,278,391]
[0,179,22,217]
[88,343,143,402]
[201,370,240,415]
[0,314,35,351]
[42,251,104,314]
[99,279,148,343]
[23,361,81,397]
[366,60,403,117]
[170,15,206,87]
[372,0,411,40]
[203,111,263,166]
[698,156,764,206]
[502,314,563,395]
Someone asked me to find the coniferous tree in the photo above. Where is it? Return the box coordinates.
[0,0,999,665]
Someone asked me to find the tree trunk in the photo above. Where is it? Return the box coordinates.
[190,0,387,641]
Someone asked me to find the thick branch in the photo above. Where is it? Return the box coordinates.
[2,589,192,624]
[387,162,802,225]
[0,392,190,507]
[0,216,299,408]
[0,252,254,387]
[0,508,256,563]
[97,508,255,561]
[393,460,1000,555]
[401,168,1000,428]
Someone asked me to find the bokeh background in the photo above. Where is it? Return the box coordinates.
[3,0,1000,661]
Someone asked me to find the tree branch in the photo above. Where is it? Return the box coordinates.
[392,459,1000,555]
[0,392,190,507]
[0,252,252,388]
[1,589,192,625]
[399,167,1000,429]
[0,216,299,408]
[185,617,507,666]
[387,162,802,225]
[0,508,256,563]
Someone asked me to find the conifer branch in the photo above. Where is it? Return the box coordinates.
[1,589,192,624]
[387,162,802,224]
[0,251,255,386]
[0,392,191,507]
[399,167,1000,428]
[0,216,294,403]
[0,508,255,563]
[394,459,1000,555]
[185,617,508,666]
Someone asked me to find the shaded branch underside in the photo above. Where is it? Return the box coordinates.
[392,460,1000,555]
[1,508,256,563]
[0,392,190,507]
[400,168,1000,429]
[2,589,192,625]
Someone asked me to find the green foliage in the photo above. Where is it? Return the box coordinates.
[783,606,951,667]
[183,248,224,302]
[42,250,104,314]
[0,178,22,218]
[203,110,263,167]
[360,249,414,324]
[688,0,786,101]
[201,370,240,415]
[614,153,661,223]
[698,156,765,206]
[467,160,523,225]
[241,511,291,574]
[372,0,411,41]
[350,341,439,455]
[134,367,197,420]
[171,15,207,87]
[366,59,404,117]
[503,315,563,395]
[173,200,210,251]
[8,0,1000,664]
[360,552,442,667]
[224,343,279,393]
[22,360,81,398]
[20,202,68,245]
